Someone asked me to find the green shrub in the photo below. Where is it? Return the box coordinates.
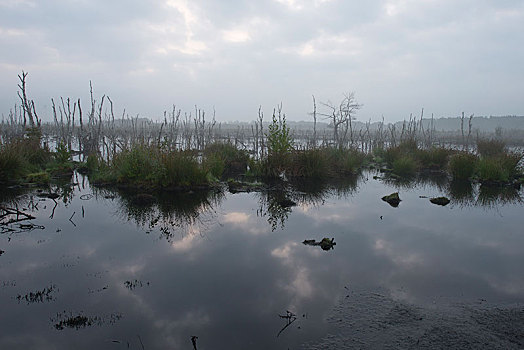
[383,146,402,166]
[476,157,508,182]
[46,141,74,176]
[475,153,521,183]
[499,152,523,179]
[26,171,50,184]
[54,142,71,164]
[160,151,207,187]
[266,112,293,157]
[289,148,329,178]
[111,145,160,183]
[263,110,294,178]
[85,154,100,172]
[392,156,417,177]
[449,152,477,180]
[417,147,451,170]
[0,144,28,183]
[203,142,249,178]
[203,153,225,179]
[93,145,209,188]
[326,147,366,175]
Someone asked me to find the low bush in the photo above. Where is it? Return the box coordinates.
[476,157,508,182]
[160,151,207,187]
[417,147,451,170]
[392,156,417,177]
[288,148,329,178]
[325,147,366,175]
[46,142,74,176]
[111,145,160,183]
[449,152,477,180]
[476,153,522,183]
[203,142,249,178]
[90,145,208,189]
[0,143,28,183]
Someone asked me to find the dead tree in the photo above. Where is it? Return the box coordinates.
[319,92,362,148]
[17,71,41,143]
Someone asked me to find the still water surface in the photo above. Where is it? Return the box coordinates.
[1,173,523,349]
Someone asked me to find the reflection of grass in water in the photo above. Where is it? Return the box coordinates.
[96,187,223,241]
[256,184,294,232]
[258,177,361,231]
[16,284,57,304]
[477,185,522,208]
[0,187,27,208]
[447,180,475,206]
[380,172,448,192]
[52,311,122,330]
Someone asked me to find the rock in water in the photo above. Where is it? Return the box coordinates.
[429,197,450,206]
[382,192,401,207]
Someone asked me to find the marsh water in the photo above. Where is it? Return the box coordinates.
[1,173,524,349]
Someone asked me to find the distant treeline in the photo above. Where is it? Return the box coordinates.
[280,115,524,132]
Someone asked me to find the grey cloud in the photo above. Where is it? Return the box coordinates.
[1,0,523,121]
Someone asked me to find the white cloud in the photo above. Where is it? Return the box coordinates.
[223,212,250,224]
[222,29,251,43]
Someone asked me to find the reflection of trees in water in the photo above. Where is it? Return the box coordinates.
[257,187,294,232]
[0,187,27,209]
[1,177,79,234]
[257,176,361,231]
[378,172,522,208]
[100,188,224,241]
[447,180,475,205]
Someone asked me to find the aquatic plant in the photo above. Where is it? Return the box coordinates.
[417,147,451,170]
[159,150,207,187]
[0,143,27,183]
[111,145,159,183]
[392,156,417,177]
[289,148,329,178]
[448,152,477,180]
[203,142,249,178]
[88,144,208,189]
[476,157,510,183]
[262,106,294,178]
[325,147,366,175]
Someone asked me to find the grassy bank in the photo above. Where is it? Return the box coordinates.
[0,132,74,185]
[373,138,522,184]
[2,126,521,191]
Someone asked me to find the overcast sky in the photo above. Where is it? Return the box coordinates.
[1,0,523,123]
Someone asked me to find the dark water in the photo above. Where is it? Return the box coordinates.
[1,173,523,349]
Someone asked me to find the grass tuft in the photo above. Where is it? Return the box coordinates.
[449,152,477,180]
